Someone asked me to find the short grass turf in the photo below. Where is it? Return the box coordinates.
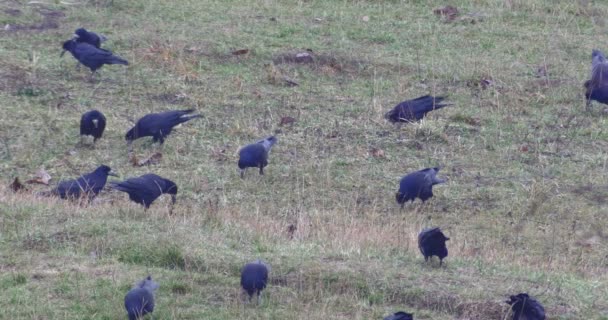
[0,0,608,319]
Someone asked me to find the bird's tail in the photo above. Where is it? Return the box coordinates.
[109,56,129,65]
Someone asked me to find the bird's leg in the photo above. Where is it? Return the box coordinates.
[240,169,246,179]
[257,291,262,305]
[586,99,592,111]
[259,166,264,175]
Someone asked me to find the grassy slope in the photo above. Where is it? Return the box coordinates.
[0,0,607,319]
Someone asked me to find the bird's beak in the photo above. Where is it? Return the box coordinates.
[92,119,98,128]
[108,172,119,177]
[60,50,66,57]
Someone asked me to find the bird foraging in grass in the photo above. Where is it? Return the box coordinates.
[125,109,202,145]
[584,49,608,109]
[240,259,270,304]
[384,311,414,320]
[418,227,449,266]
[39,165,117,201]
[238,136,277,178]
[396,167,446,208]
[61,39,128,74]
[384,95,451,123]
[506,293,545,320]
[110,173,177,209]
[80,110,106,143]
[124,275,159,320]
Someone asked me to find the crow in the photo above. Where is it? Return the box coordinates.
[384,311,414,320]
[39,165,116,201]
[585,49,608,108]
[506,293,546,320]
[385,95,450,122]
[124,275,159,320]
[110,174,177,209]
[396,167,446,208]
[80,110,106,143]
[125,109,202,144]
[418,227,450,266]
[73,27,107,48]
[240,259,270,304]
[61,39,128,73]
[238,136,277,178]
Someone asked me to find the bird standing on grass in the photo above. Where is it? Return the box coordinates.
[110,173,177,209]
[384,95,451,123]
[61,39,128,74]
[585,49,608,108]
[125,109,202,145]
[73,27,107,48]
[240,259,270,304]
[39,165,116,201]
[418,227,449,266]
[238,136,277,178]
[384,311,414,320]
[506,293,546,320]
[124,275,159,320]
[396,167,446,208]
[80,110,106,143]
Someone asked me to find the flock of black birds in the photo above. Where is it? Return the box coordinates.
[21,25,608,319]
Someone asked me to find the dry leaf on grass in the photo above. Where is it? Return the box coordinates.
[130,152,163,167]
[231,49,249,55]
[279,116,297,126]
[433,5,459,21]
[369,147,386,158]
[9,177,27,192]
[26,169,51,185]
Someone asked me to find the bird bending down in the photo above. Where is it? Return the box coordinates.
[125,109,202,145]
[585,49,608,108]
[238,136,277,178]
[506,293,546,320]
[418,227,450,266]
[384,95,451,123]
[383,311,414,320]
[80,110,106,143]
[61,39,128,74]
[240,259,270,304]
[124,275,159,320]
[396,167,446,208]
[39,165,116,201]
[110,174,177,209]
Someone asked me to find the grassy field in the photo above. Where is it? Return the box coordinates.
[1,0,608,319]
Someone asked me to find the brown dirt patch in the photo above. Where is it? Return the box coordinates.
[4,7,65,33]
[272,50,369,75]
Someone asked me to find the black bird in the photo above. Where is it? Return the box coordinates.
[73,27,106,48]
[384,95,450,122]
[240,259,270,304]
[110,174,177,209]
[396,167,446,208]
[124,275,159,320]
[418,227,449,266]
[80,110,106,143]
[61,39,128,73]
[238,136,277,178]
[384,311,414,320]
[506,293,546,320]
[585,49,608,108]
[125,109,202,144]
[40,165,116,201]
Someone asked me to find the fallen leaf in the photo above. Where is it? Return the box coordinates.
[362,15,370,22]
[433,5,459,21]
[231,49,249,55]
[294,52,313,63]
[26,169,51,185]
[134,152,163,167]
[211,147,229,162]
[520,145,529,152]
[287,224,297,239]
[279,116,297,126]
[370,147,385,158]
[9,177,27,192]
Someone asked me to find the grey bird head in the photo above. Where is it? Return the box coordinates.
[257,136,278,152]
[425,167,447,185]
[135,275,159,292]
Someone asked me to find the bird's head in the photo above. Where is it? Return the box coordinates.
[96,165,118,177]
[125,128,136,142]
[60,40,76,57]
[74,28,88,39]
[258,136,278,152]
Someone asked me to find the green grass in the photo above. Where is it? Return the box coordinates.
[1,0,608,319]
